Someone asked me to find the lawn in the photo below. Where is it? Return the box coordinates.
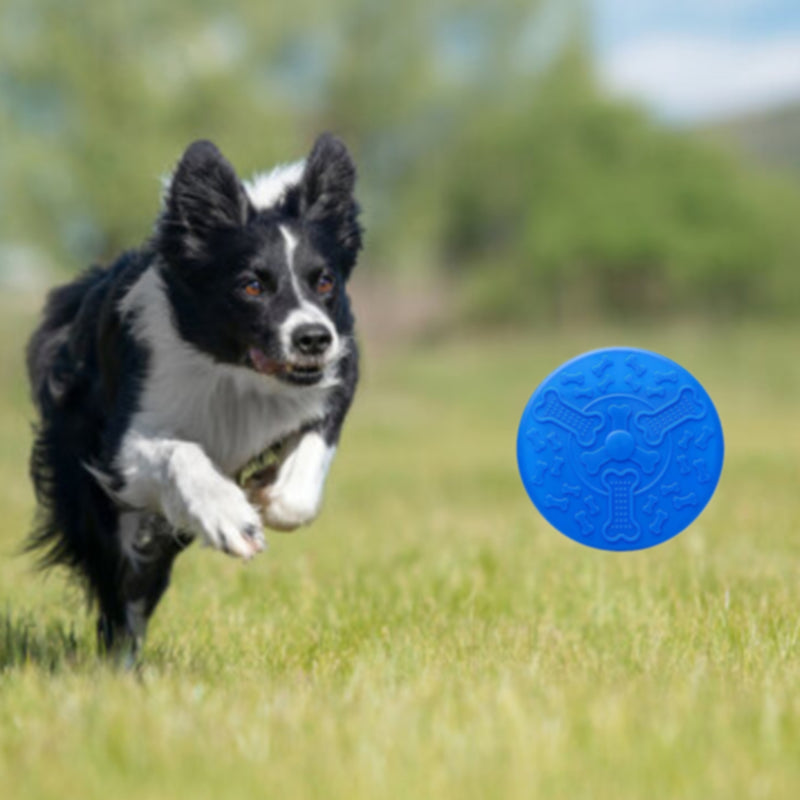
[1,301,799,799]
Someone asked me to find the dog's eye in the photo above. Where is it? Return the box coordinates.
[316,272,335,296]
[243,279,264,297]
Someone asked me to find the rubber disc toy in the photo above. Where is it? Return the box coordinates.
[516,348,724,551]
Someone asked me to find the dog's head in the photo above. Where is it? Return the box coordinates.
[155,134,362,387]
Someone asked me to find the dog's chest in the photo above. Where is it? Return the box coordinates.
[133,359,330,476]
[119,266,332,475]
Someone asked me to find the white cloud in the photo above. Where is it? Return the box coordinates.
[599,34,800,122]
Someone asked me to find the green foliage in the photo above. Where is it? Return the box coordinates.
[2,0,800,321]
[0,0,311,262]
[438,51,800,322]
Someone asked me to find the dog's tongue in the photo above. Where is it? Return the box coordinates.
[249,348,281,376]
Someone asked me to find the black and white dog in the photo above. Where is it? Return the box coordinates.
[26,134,362,660]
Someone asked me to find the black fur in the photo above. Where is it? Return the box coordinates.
[26,135,362,663]
[27,253,150,586]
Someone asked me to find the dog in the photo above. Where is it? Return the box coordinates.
[26,134,362,662]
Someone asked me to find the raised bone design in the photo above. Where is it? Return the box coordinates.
[526,427,547,451]
[602,469,641,542]
[531,460,548,485]
[672,493,698,510]
[592,356,613,377]
[544,494,569,512]
[575,510,594,536]
[643,494,658,514]
[693,458,711,483]
[562,483,581,497]
[597,376,614,393]
[654,371,678,385]
[580,404,659,475]
[549,456,565,477]
[561,372,584,386]
[625,374,642,393]
[649,509,668,535]
[676,454,691,475]
[534,389,605,446]
[625,355,646,377]
[695,426,714,450]
[584,495,600,515]
[635,387,706,446]
[608,405,630,430]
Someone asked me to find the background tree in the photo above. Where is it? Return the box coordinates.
[2,0,799,321]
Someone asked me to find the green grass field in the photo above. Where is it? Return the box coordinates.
[1,303,800,799]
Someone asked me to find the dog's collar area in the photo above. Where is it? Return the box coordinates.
[237,442,282,489]
[237,430,304,489]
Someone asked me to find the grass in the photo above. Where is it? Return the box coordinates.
[1,302,800,799]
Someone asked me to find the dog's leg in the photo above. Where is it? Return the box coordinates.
[249,430,337,531]
[113,433,265,559]
[97,511,192,667]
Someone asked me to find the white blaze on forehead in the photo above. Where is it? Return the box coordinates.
[280,224,299,271]
[278,225,338,359]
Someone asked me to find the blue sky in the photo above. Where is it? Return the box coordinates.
[591,0,800,122]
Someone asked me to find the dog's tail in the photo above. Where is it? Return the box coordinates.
[26,266,108,413]
[25,265,113,576]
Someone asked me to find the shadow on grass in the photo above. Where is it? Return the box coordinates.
[0,608,85,672]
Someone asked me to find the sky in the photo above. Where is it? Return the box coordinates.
[592,0,800,123]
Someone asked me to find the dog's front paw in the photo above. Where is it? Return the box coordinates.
[260,485,321,532]
[184,480,266,559]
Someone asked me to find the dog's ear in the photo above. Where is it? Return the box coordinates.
[300,134,362,276]
[157,140,251,264]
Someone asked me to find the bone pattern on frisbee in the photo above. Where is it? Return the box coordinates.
[516,348,724,551]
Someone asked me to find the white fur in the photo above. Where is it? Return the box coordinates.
[160,159,305,215]
[112,265,339,558]
[115,433,264,559]
[261,432,336,531]
[244,161,305,211]
[277,226,339,360]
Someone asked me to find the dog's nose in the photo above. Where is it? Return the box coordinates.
[292,323,332,356]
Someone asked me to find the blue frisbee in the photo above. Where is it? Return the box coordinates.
[516,348,724,551]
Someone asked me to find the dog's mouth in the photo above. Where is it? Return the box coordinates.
[247,348,325,386]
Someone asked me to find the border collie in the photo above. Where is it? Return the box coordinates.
[26,134,362,662]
